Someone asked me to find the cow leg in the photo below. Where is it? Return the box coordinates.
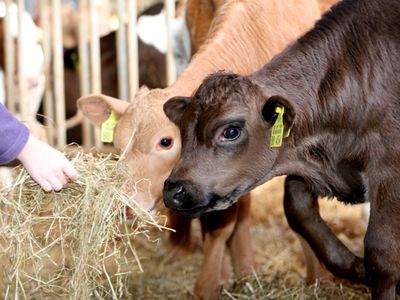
[295,198,329,283]
[194,204,237,300]
[364,186,400,300]
[227,193,254,278]
[297,234,329,283]
[283,175,366,282]
[167,210,193,259]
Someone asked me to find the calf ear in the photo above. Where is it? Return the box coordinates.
[262,95,295,135]
[163,96,191,125]
[77,94,130,126]
[135,85,149,97]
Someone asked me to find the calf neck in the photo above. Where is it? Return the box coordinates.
[163,0,400,298]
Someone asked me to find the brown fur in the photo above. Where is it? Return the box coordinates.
[164,0,400,298]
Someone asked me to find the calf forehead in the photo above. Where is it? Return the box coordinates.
[191,72,258,114]
[186,73,261,132]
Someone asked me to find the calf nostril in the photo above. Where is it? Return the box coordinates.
[173,186,186,201]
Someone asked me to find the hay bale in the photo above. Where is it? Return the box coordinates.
[0,150,168,299]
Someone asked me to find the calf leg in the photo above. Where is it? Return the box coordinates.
[297,234,329,283]
[167,210,193,259]
[364,189,400,300]
[194,203,237,300]
[295,199,329,283]
[284,175,365,282]
[227,193,254,277]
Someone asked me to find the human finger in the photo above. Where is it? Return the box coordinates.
[39,180,53,192]
[63,162,78,181]
[47,177,64,192]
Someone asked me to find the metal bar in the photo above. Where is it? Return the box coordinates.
[40,0,55,145]
[164,0,176,86]
[16,0,27,120]
[116,0,128,101]
[78,0,93,149]
[127,0,139,101]
[4,0,15,113]
[52,0,66,148]
[89,0,101,94]
[89,0,102,148]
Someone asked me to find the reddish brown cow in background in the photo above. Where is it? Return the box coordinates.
[185,0,225,54]
[79,0,321,299]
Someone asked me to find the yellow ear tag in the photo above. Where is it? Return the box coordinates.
[270,106,285,148]
[101,111,117,143]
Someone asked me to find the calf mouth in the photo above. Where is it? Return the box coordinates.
[172,188,244,218]
[170,204,210,218]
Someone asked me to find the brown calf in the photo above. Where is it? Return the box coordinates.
[79,0,320,299]
[163,0,400,299]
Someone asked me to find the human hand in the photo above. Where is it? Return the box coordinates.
[17,134,78,192]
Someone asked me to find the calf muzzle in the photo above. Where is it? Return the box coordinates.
[163,179,209,218]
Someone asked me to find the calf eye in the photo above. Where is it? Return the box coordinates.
[159,138,173,149]
[222,127,241,141]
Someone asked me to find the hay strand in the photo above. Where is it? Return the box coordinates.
[0,150,167,299]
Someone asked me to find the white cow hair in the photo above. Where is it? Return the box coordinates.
[137,8,191,76]
[0,2,45,121]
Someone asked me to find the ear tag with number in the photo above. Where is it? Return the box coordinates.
[101,111,117,143]
[270,106,285,148]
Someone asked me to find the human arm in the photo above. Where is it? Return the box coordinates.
[0,103,78,191]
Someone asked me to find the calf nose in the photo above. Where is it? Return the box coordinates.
[173,186,186,201]
[163,179,187,210]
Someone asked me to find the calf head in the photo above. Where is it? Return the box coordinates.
[163,72,295,217]
[78,88,181,213]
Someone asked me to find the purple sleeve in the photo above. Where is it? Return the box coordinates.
[0,103,30,163]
